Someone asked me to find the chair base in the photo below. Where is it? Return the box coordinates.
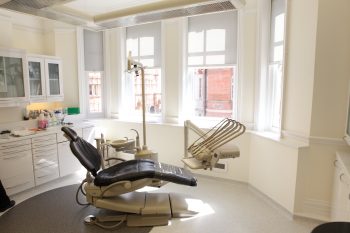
[84,214,170,228]
[86,192,201,228]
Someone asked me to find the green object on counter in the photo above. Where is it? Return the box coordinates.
[67,107,80,115]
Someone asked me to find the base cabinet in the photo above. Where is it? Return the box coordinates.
[32,134,59,186]
[0,125,92,196]
[331,151,350,221]
[57,141,82,177]
[0,139,34,196]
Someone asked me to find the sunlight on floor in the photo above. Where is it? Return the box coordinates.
[180,198,215,221]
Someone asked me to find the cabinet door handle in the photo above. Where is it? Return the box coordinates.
[334,159,339,167]
[2,149,30,155]
[33,148,56,154]
[339,173,350,185]
[34,152,57,158]
[37,173,56,179]
[2,153,28,160]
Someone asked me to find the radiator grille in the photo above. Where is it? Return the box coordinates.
[0,0,65,10]
[0,0,240,30]
[99,0,236,28]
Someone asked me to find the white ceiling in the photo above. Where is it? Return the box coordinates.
[63,0,165,17]
[0,0,245,29]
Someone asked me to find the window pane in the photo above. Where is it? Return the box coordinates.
[140,37,154,56]
[274,13,285,43]
[139,58,154,67]
[188,31,204,53]
[189,67,234,117]
[88,72,102,113]
[273,45,284,62]
[269,63,283,128]
[206,29,225,52]
[134,68,161,114]
[206,55,225,65]
[188,56,204,66]
[126,38,138,57]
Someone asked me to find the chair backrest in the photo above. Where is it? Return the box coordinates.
[61,127,101,176]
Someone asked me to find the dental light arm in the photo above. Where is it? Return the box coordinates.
[126,52,158,161]
[183,118,246,170]
[127,52,146,148]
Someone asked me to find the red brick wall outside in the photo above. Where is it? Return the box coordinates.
[206,68,233,117]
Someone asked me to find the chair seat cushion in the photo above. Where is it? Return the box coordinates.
[94,159,155,186]
[94,159,197,187]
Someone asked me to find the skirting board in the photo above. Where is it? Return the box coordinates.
[248,185,327,223]
[294,198,331,222]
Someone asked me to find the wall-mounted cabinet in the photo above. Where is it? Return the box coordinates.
[0,48,29,107]
[28,55,63,102]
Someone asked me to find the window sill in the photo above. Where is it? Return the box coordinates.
[249,130,309,149]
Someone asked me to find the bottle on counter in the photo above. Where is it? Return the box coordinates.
[38,113,48,129]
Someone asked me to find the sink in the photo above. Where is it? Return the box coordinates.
[109,138,135,151]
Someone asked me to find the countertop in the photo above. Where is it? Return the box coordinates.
[0,123,94,144]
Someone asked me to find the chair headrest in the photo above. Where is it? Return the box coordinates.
[61,127,78,141]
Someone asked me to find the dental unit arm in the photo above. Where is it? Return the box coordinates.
[182,118,246,170]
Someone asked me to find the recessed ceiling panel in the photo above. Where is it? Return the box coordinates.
[63,0,164,17]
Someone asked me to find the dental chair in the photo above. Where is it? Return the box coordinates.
[61,127,198,228]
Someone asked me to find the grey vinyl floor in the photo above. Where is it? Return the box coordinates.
[1,170,321,233]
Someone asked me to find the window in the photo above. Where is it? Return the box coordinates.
[84,29,105,117]
[256,0,286,133]
[268,0,286,129]
[185,11,238,119]
[125,22,162,118]
[88,71,103,113]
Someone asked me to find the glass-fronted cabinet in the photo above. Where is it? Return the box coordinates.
[45,58,63,99]
[28,57,45,101]
[0,49,28,105]
[27,55,63,102]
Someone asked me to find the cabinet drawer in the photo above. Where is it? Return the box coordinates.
[32,143,57,155]
[35,164,59,186]
[0,144,31,156]
[34,154,58,169]
[0,150,33,179]
[32,136,57,148]
[3,171,35,196]
[0,139,31,150]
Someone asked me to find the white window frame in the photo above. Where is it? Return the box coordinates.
[184,11,239,125]
[123,22,162,123]
[86,71,106,118]
[76,28,106,119]
[255,0,287,134]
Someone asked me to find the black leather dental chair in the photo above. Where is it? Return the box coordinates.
[61,126,198,228]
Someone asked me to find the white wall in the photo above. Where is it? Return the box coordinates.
[162,18,186,123]
[249,0,350,220]
[293,0,350,221]
[238,0,257,126]
[282,0,318,137]
[54,29,79,107]
[249,134,299,212]
[92,119,251,182]
[0,9,79,124]
[309,0,350,138]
